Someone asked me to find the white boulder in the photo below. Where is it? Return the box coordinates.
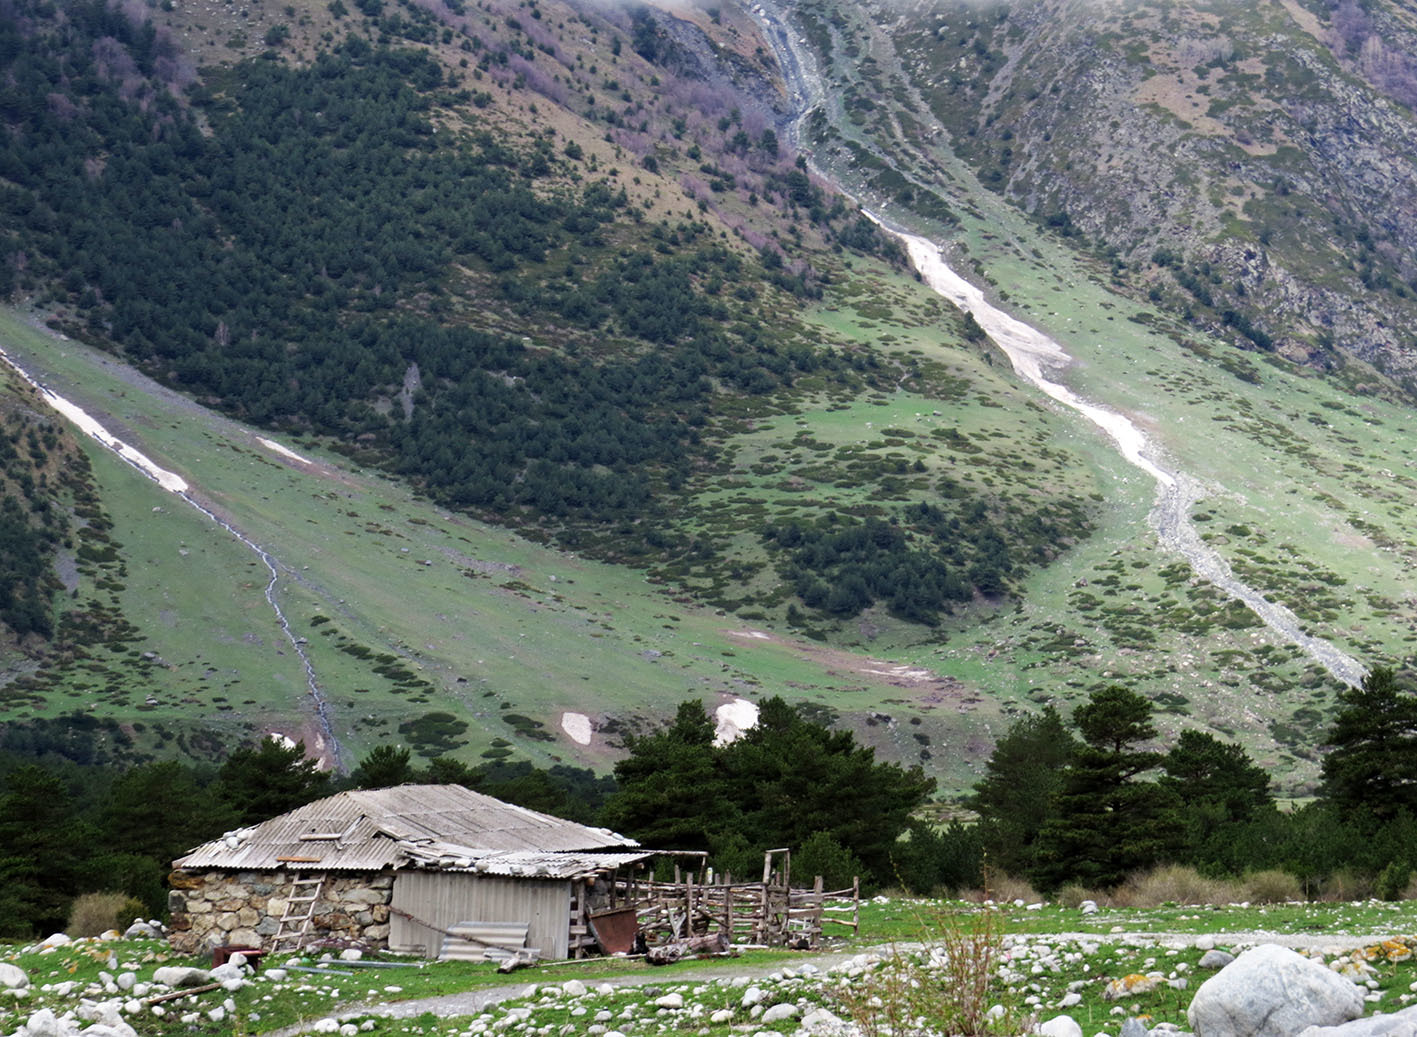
[1296,1003,1417,1035]
[1037,1015,1083,1037]
[761,1003,799,1023]
[22,1008,61,1037]
[0,963,29,989]
[1188,944,1365,1037]
[153,966,212,989]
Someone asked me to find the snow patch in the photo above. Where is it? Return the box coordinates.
[265,732,297,750]
[561,711,593,745]
[257,436,313,465]
[870,215,1174,488]
[714,698,759,746]
[0,350,189,493]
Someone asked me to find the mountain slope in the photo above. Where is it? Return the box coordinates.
[3,0,1417,796]
[877,0,1417,388]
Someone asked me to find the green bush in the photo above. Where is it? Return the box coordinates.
[794,831,866,892]
[1376,861,1411,901]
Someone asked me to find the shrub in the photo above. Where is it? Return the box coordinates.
[1055,883,1091,909]
[1113,865,1236,907]
[1321,868,1375,902]
[1239,869,1303,904]
[1376,861,1411,901]
[795,831,866,892]
[67,892,144,938]
[960,873,1040,905]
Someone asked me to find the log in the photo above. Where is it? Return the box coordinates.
[146,983,222,1005]
[646,931,729,966]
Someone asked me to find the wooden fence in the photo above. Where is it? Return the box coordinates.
[603,849,859,950]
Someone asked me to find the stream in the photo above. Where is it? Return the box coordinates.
[750,2,1366,689]
[0,344,345,768]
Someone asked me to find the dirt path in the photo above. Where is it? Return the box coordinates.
[266,928,1392,1034]
[264,950,865,1036]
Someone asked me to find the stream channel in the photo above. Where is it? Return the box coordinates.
[750,1,1366,689]
[0,343,344,767]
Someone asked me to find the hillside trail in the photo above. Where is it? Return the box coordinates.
[749,0,1366,690]
[267,928,1389,1032]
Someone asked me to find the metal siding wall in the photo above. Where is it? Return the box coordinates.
[390,872,571,959]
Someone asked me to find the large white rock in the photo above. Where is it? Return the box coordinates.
[0,962,29,989]
[1036,1015,1083,1037]
[153,967,212,988]
[800,1006,848,1034]
[209,963,246,985]
[1188,944,1365,1037]
[761,1003,799,1023]
[1296,1004,1417,1036]
[77,1026,136,1037]
[22,1008,61,1037]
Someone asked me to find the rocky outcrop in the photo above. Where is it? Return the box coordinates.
[818,0,1417,392]
[166,870,394,955]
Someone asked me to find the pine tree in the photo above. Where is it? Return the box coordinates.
[1030,686,1180,891]
[969,706,1078,878]
[216,737,333,824]
[351,744,415,788]
[1160,730,1275,876]
[1319,666,1417,823]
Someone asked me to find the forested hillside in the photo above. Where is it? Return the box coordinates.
[0,0,1100,656]
[7,0,1417,807]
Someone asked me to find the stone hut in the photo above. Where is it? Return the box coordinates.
[168,784,652,959]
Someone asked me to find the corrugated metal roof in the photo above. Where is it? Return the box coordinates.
[403,844,656,879]
[173,784,639,873]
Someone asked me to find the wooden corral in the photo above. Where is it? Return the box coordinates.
[591,849,860,953]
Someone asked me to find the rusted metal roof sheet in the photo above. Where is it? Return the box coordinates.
[173,784,638,873]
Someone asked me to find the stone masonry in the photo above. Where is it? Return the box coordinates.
[167,870,394,955]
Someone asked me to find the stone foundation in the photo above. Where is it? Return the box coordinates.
[167,870,394,956]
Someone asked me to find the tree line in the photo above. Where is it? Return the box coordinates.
[956,666,1417,897]
[0,696,930,938]
[0,735,614,938]
[8,668,1417,938]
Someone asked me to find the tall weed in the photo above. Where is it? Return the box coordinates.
[1112,865,1237,907]
[1239,869,1303,903]
[835,902,1023,1037]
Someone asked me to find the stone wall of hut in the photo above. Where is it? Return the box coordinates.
[167,870,394,955]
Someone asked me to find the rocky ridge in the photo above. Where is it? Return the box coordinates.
[818,0,1417,392]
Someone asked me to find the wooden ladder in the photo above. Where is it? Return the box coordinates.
[271,872,326,954]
